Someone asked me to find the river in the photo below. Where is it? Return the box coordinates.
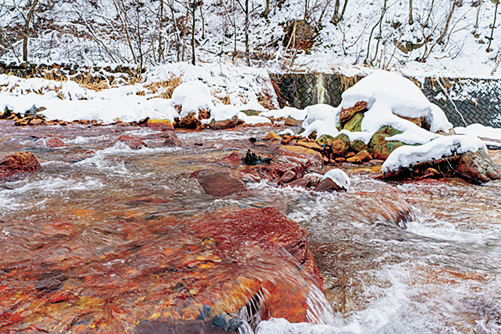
[1,121,500,333]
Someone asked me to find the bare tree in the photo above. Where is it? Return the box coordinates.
[13,0,40,62]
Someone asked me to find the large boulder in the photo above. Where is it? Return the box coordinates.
[0,152,41,180]
[368,126,405,160]
[0,207,326,332]
[456,149,501,184]
[192,168,247,197]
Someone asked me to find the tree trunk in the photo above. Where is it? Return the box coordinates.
[22,0,39,62]
[487,0,499,52]
[245,0,250,66]
[474,0,482,29]
[263,0,270,17]
[158,0,164,63]
[436,0,457,46]
[408,0,413,25]
[191,1,196,65]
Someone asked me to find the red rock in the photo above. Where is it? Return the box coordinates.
[239,163,304,183]
[45,137,65,148]
[277,170,296,185]
[339,101,367,123]
[192,168,247,197]
[117,135,136,141]
[314,177,345,193]
[217,151,242,167]
[286,177,309,188]
[0,152,41,180]
[128,138,147,150]
[162,131,182,147]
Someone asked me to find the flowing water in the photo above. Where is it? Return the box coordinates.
[1,120,501,333]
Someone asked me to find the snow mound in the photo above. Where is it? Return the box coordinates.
[302,104,340,128]
[382,135,486,173]
[300,71,453,147]
[171,81,214,117]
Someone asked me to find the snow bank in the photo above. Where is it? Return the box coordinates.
[381,135,486,173]
[260,106,307,121]
[146,62,278,109]
[455,124,501,141]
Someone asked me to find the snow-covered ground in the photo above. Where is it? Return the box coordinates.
[1,0,500,79]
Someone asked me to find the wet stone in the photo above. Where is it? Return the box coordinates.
[192,168,247,197]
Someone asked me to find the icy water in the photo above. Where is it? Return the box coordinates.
[1,120,501,333]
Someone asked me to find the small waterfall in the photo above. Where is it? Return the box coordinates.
[314,73,327,105]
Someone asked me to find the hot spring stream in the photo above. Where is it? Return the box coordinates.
[1,121,501,333]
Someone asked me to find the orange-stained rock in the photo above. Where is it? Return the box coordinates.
[147,118,175,131]
[192,168,247,197]
[346,150,372,163]
[284,116,303,126]
[0,151,41,180]
[279,145,323,168]
[264,131,282,141]
[295,141,322,151]
[339,101,367,124]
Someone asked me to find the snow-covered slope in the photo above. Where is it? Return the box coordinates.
[1,0,500,78]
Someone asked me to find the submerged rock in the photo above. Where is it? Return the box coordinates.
[0,151,41,180]
[192,168,247,197]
